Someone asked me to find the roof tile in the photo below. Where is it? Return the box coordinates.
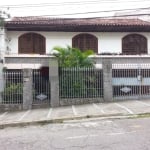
[6,16,150,26]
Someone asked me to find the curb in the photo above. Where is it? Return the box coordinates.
[0,113,150,129]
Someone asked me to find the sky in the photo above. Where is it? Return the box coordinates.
[1,0,150,18]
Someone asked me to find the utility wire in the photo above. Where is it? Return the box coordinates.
[6,6,150,19]
[9,5,150,16]
[2,1,150,17]
[1,0,150,8]
[2,0,150,19]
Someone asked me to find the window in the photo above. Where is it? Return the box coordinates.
[72,33,98,53]
[18,33,46,54]
[122,34,147,55]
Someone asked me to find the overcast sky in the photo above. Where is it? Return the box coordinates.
[1,0,150,18]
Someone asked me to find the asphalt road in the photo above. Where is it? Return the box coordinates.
[0,117,150,150]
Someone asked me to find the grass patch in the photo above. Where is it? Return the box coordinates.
[127,113,150,119]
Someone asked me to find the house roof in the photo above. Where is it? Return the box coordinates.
[5,17,150,32]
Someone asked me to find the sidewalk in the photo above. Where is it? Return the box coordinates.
[0,99,150,129]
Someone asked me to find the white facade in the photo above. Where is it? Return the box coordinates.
[5,31,150,55]
[0,29,6,57]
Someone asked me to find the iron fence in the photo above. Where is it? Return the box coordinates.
[0,68,51,106]
[0,70,23,104]
[2,56,150,109]
[32,69,51,105]
[59,67,103,99]
[112,63,150,100]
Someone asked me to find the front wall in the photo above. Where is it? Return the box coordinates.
[0,29,6,56]
[5,31,150,54]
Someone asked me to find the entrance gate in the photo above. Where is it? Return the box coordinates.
[113,63,150,100]
[32,69,51,107]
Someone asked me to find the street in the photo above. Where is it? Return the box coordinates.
[0,117,150,150]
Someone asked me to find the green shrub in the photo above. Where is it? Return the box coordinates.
[1,83,23,104]
[59,68,102,98]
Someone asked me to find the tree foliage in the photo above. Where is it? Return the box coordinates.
[53,46,95,67]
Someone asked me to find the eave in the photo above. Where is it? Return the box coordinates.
[5,24,150,32]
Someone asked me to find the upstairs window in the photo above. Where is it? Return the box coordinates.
[122,34,147,55]
[19,33,46,54]
[72,33,98,53]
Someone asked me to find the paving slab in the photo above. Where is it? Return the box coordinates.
[95,103,129,115]
[141,100,150,105]
[0,112,8,121]
[0,111,26,123]
[50,106,74,119]
[0,100,150,129]
[73,104,103,116]
[116,100,150,114]
[21,108,49,122]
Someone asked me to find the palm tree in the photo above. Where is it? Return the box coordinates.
[53,46,95,67]
[53,46,97,98]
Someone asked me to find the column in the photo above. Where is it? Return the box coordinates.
[0,63,4,103]
[49,58,59,107]
[23,69,33,110]
[102,59,113,102]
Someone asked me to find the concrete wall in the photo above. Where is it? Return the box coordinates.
[5,31,150,54]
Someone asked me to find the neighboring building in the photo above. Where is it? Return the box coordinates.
[3,16,150,56]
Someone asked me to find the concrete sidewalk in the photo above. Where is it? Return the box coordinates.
[0,99,150,129]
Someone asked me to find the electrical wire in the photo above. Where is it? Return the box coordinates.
[1,0,150,8]
[1,0,150,19]
[1,0,149,18]
[5,6,150,19]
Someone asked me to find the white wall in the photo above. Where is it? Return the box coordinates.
[5,31,150,54]
[0,29,6,56]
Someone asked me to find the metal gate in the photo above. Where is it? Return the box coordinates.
[59,67,103,99]
[1,70,23,104]
[32,69,51,107]
[113,63,150,100]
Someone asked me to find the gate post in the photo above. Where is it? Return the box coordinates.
[0,28,5,103]
[49,58,59,107]
[0,63,4,103]
[23,69,33,110]
[102,59,113,102]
